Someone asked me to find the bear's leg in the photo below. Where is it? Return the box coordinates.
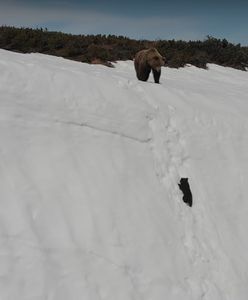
[137,65,151,82]
[152,68,161,84]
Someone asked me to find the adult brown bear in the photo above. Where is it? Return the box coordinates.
[134,48,165,84]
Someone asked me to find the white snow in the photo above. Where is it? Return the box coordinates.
[0,49,248,300]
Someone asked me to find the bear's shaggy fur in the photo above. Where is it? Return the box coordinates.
[134,48,165,83]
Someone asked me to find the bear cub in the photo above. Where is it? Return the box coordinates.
[134,48,165,84]
[178,178,193,207]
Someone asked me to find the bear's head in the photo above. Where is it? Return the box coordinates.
[146,48,165,72]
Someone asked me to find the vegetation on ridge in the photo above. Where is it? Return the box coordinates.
[0,26,248,70]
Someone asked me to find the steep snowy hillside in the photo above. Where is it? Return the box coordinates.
[0,49,248,300]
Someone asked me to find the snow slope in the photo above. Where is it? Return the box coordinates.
[0,49,248,300]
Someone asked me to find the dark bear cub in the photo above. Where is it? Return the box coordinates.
[178,178,193,207]
[134,48,165,84]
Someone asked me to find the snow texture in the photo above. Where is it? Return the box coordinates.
[0,49,248,299]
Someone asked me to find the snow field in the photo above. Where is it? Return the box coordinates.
[0,49,248,299]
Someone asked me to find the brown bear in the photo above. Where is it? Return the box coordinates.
[134,48,165,84]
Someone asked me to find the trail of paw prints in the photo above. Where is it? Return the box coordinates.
[141,97,223,299]
[134,86,216,296]
[131,83,189,192]
[146,102,212,295]
[148,104,190,199]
